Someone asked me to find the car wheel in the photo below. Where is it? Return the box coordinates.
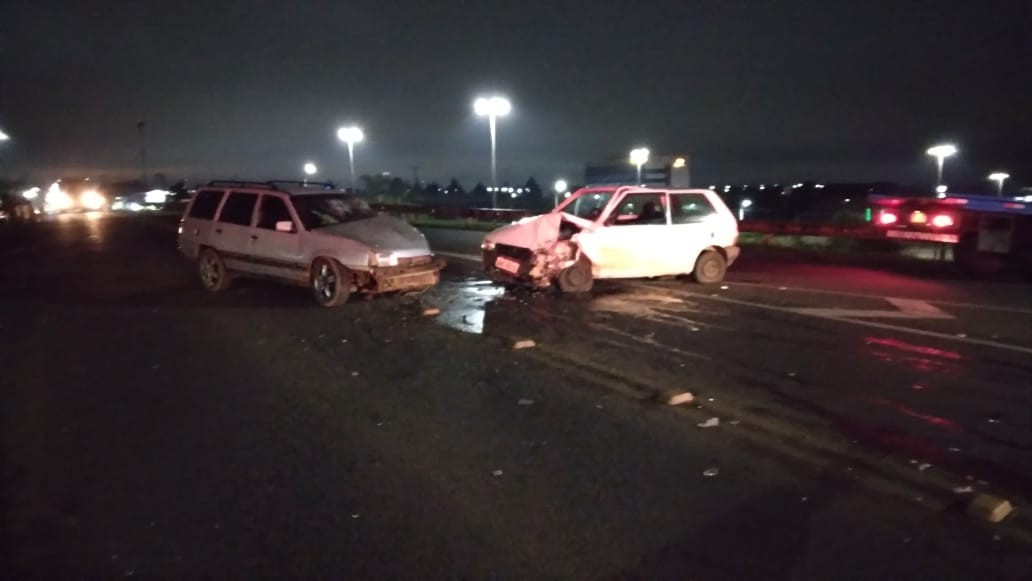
[558,257,594,293]
[310,257,351,307]
[693,250,727,284]
[198,248,232,292]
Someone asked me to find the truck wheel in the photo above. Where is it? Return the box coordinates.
[693,250,727,284]
[558,258,593,293]
[198,248,232,292]
[310,257,351,307]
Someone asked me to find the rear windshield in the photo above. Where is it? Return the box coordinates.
[292,194,376,229]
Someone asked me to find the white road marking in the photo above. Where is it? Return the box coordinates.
[678,290,1032,356]
[793,297,954,320]
[726,280,1032,316]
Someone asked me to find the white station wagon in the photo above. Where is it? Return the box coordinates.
[178,181,445,306]
[481,186,740,292]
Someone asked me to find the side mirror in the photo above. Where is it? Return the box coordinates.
[275,220,295,233]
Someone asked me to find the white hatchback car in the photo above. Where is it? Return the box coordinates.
[481,186,740,292]
[178,181,445,306]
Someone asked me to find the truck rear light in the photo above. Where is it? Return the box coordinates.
[877,211,898,225]
[909,211,927,224]
[931,214,955,228]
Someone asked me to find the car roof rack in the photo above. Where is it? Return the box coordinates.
[266,180,337,190]
[206,180,282,190]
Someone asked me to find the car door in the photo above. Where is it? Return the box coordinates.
[668,192,723,273]
[578,191,678,278]
[250,193,306,283]
[179,189,225,259]
[212,191,259,273]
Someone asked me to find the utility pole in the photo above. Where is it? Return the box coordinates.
[137,120,147,186]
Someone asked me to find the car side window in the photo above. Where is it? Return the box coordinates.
[188,190,225,220]
[217,192,258,226]
[256,195,294,230]
[670,193,717,224]
[609,193,667,226]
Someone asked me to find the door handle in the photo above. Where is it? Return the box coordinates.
[250,235,258,241]
[214,228,222,234]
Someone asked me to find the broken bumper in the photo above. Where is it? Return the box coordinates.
[370,257,446,292]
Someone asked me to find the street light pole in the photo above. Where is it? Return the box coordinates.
[474,95,512,208]
[989,172,1010,196]
[137,120,147,186]
[336,126,364,192]
[926,144,957,190]
[553,178,568,208]
[629,148,650,185]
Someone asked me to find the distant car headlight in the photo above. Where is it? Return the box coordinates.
[481,240,496,251]
[81,190,106,210]
[370,251,399,267]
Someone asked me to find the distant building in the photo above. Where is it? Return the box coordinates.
[584,154,690,188]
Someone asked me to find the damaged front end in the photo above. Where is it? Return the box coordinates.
[482,213,585,287]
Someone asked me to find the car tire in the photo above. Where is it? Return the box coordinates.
[198,248,232,292]
[558,257,594,293]
[693,250,727,284]
[310,257,351,307]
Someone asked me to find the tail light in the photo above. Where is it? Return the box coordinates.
[877,211,898,225]
[930,214,955,228]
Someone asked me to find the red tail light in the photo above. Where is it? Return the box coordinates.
[878,211,898,225]
[931,214,955,228]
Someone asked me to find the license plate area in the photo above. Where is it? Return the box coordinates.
[494,256,521,274]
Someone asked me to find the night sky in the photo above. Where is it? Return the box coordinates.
[3,0,1030,189]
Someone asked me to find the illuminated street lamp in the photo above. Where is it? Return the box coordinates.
[553,178,568,208]
[336,126,364,190]
[303,161,318,185]
[0,128,9,141]
[926,144,957,188]
[473,95,512,207]
[739,198,753,221]
[988,172,1010,196]
[629,147,650,185]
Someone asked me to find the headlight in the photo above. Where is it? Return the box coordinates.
[370,252,399,267]
[81,190,106,210]
[481,240,496,251]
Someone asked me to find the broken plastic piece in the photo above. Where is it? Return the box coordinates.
[422,307,441,316]
[697,417,720,428]
[967,494,1013,523]
[517,398,534,406]
[702,467,719,477]
[513,339,537,350]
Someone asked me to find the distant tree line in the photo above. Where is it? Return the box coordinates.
[355,174,551,210]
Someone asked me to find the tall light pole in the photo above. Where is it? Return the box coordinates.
[629,147,650,185]
[553,178,568,208]
[137,120,148,186]
[926,144,957,189]
[989,172,1010,196]
[336,126,364,191]
[474,95,512,207]
[303,162,317,185]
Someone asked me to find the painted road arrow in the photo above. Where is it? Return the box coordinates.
[792,298,954,320]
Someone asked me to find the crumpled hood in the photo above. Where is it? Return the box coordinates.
[317,215,430,253]
[484,212,564,250]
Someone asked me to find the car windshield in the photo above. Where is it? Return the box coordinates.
[557,190,615,220]
[292,194,376,229]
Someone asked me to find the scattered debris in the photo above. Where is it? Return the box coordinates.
[690,327,701,332]
[697,417,720,428]
[422,307,441,316]
[702,467,719,477]
[965,475,975,481]
[351,371,360,377]
[993,535,1002,542]
[918,463,932,472]
[719,285,729,290]
[492,469,503,477]
[801,496,808,502]
[787,371,797,378]
[948,447,961,453]
[778,286,788,291]
[595,403,604,409]
[351,514,360,519]
[953,485,974,494]
[728,419,740,426]
[987,417,1001,424]
[956,333,967,338]
[967,494,1013,523]
[341,338,348,343]
[513,339,537,350]
[517,398,535,406]
[660,390,694,406]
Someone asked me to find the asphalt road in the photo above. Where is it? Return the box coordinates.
[2,213,1032,578]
